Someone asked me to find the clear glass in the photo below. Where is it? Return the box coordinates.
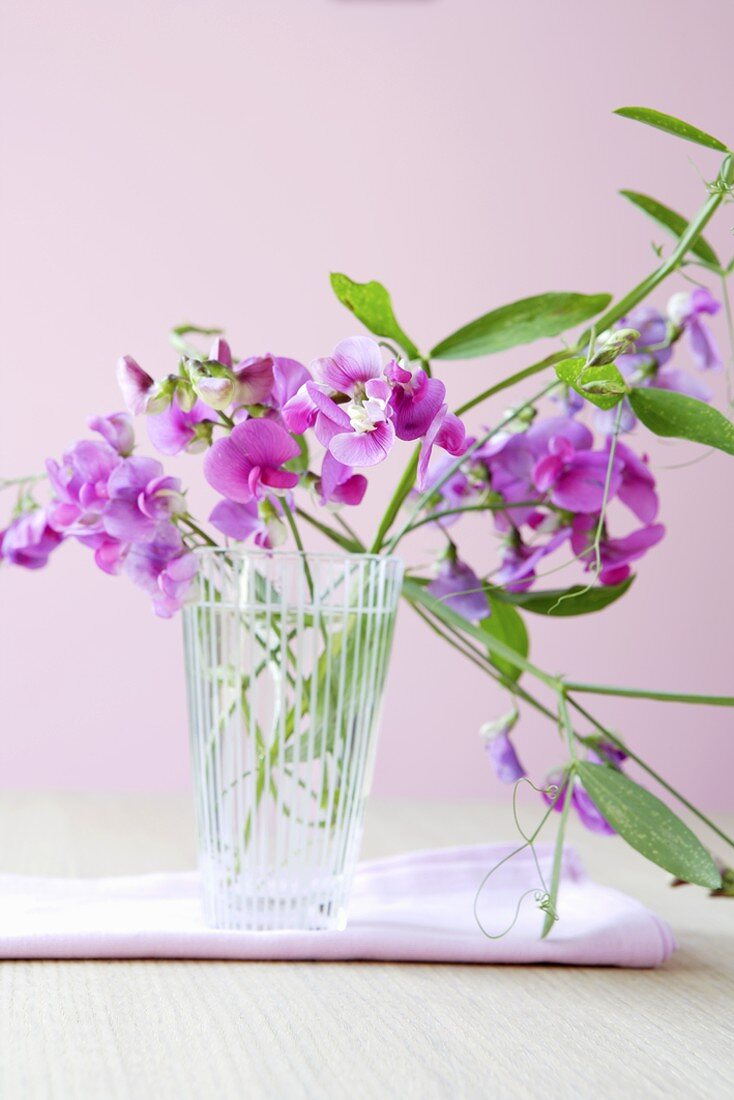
[182,548,403,931]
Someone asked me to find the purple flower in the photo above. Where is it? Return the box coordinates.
[317,452,367,507]
[427,554,489,621]
[668,288,722,371]
[542,770,615,835]
[208,337,233,368]
[232,355,276,407]
[0,509,63,569]
[481,715,526,784]
[46,438,121,536]
[494,527,570,592]
[571,513,666,586]
[146,394,215,456]
[610,440,658,524]
[417,405,467,490]
[124,524,197,618]
[204,418,300,504]
[87,412,135,456]
[210,497,287,549]
[102,456,184,544]
[534,436,622,514]
[385,361,447,441]
[271,357,311,410]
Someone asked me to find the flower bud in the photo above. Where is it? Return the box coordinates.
[176,378,198,413]
[190,362,237,411]
[116,355,155,415]
[589,328,639,366]
[185,421,214,455]
[145,375,177,415]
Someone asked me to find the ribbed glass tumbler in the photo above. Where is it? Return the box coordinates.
[182,548,404,931]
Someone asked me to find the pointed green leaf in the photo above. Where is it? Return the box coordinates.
[494,577,634,617]
[614,107,729,153]
[555,356,627,410]
[479,596,529,683]
[576,763,722,888]
[431,292,612,361]
[620,191,720,267]
[330,273,420,360]
[629,387,734,455]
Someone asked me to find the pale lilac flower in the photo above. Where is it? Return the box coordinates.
[146,394,215,456]
[208,337,233,368]
[124,524,197,618]
[542,769,615,835]
[87,412,135,456]
[571,513,666,586]
[270,357,311,409]
[427,554,488,621]
[481,714,526,784]
[232,355,276,407]
[204,418,300,504]
[317,452,367,507]
[668,287,722,371]
[102,458,184,544]
[494,528,570,591]
[46,438,121,536]
[209,498,286,549]
[0,509,63,569]
[534,437,622,514]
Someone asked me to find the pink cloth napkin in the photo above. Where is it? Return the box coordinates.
[0,843,675,967]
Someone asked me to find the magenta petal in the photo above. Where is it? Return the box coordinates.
[533,453,562,493]
[313,336,383,393]
[209,337,232,368]
[550,453,622,513]
[234,355,276,405]
[272,357,311,407]
[329,421,395,467]
[102,500,155,542]
[116,355,154,415]
[232,418,301,468]
[485,730,526,784]
[282,382,319,434]
[392,375,447,441]
[260,468,299,490]
[204,438,253,503]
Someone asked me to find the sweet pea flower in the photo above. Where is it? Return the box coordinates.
[124,523,197,618]
[668,287,722,371]
[493,527,570,592]
[570,513,665,586]
[609,440,658,523]
[103,456,185,544]
[116,355,156,415]
[385,361,447,441]
[209,497,287,549]
[533,437,622,514]
[232,355,276,408]
[542,769,615,834]
[208,337,233,368]
[427,552,489,621]
[146,394,215,456]
[87,412,135,456]
[0,509,63,569]
[46,438,121,536]
[417,404,467,490]
[317,452,367,507]
[480,711,526,784]
[204,418,300,504]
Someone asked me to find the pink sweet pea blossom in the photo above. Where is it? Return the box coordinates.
[533,437,622,514]
[543,769,616,835]
[147,395,215,456]
[124,523,197,618]
[317,453,367,507]
[116,356,165,415]
[0,509,63,569]
[204,419,300,504]
[570,513,665,586]
[209,498,287,549]
[103,457,185,544]
[87,413,135,456]
[668,287,722,371]
[609,440,658,524]
[46,438,121,536]
[417,405,466,490]
[427,553,488,621]
[481,716,526,784]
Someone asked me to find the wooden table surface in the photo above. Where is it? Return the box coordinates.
[1,793,732,1099]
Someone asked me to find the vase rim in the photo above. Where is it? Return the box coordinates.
[191,546,403,566]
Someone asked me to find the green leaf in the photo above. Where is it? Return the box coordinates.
[555,356,627,410]
[430,292,612,361]
[629,387,734,455]
[330,273,420,360]
[614,107,729,153]
[480,596,529,683]
[283,433,310,475]
[619,191,720,267]
[576,763,722,888]
[494,577,634,617]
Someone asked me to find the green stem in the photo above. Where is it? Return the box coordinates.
[295,507,363,553]
[567,696,734,854]
[369,449,419,553]
[580,154,734,343]
[564,682,734,707]
[179,514,219,547]
[454,350,571,418]
[541,768,573,938]
[400,500,542,536]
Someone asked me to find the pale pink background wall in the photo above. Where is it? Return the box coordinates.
[1,0,732,808]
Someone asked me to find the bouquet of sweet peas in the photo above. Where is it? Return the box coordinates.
[3,105,734,929]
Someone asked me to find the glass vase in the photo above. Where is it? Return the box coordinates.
[182,548,403,931]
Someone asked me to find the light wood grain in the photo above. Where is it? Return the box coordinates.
[1,793,732,1100]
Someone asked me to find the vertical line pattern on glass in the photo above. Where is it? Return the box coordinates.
[183,549,404,931]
